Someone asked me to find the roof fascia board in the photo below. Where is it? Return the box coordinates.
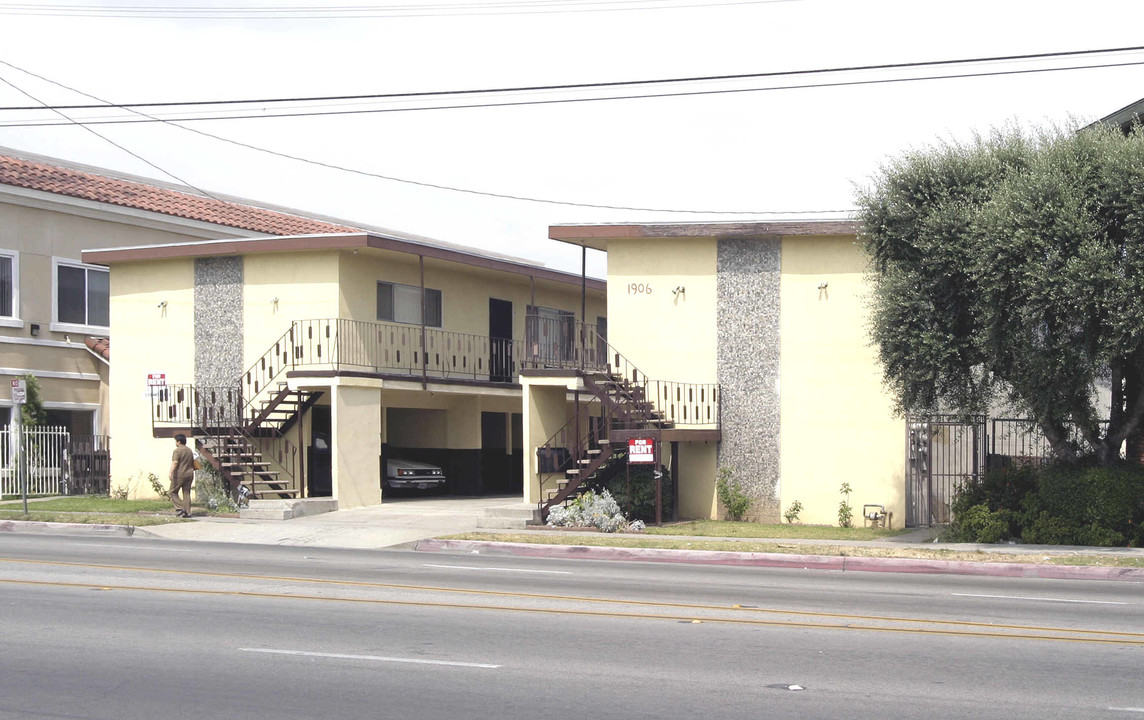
[549,220,858,250]
[83,232,606,292]
[0,184,264,241]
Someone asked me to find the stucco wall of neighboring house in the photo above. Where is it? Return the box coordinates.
[604,237,718,383]
[107,258,195,497]
[778,235,904,526]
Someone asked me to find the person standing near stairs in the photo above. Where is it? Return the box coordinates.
[169,434,196,518]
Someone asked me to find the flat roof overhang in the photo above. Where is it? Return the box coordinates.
[81,231,606,292]
[548,220,859,252]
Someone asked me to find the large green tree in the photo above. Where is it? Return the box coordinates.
[857,122,1144,465]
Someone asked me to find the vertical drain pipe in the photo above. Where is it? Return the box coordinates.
[420,255,427,390]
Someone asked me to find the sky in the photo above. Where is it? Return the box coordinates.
[1,0,1143,278]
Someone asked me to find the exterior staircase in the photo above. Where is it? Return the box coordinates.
[536,366,675,519]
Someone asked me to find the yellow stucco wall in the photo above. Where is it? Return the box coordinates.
[676,441,718,520]
[604,238,717,383]
[337,250,606,341]
[244,252,342,373]
[779,235,904,526]
[331,381,383,508]
[107,259,196,497]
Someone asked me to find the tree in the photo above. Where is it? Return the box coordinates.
[857,122,1144,465]
[19,373,47,427]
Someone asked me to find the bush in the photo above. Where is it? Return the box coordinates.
[947,461,1144,547]
[586,464,674,523]
[716,467,751,521]
[546,489,634,533]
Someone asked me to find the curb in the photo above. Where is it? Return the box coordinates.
[415,539,1144,583]
[0,519,135,538]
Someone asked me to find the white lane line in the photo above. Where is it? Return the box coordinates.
[423,564,571,575]
[953,593,1127,605]
[1108,708,1144,714]
[239,648,500,669]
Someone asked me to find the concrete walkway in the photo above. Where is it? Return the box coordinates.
[4,496,1143,581]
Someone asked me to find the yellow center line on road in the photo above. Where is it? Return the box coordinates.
[2,556,1141,642]
[3,576,1143,647]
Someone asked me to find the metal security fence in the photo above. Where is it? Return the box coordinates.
[0,427,110,496]
[905,415,985,527]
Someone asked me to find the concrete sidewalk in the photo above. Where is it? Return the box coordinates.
[4,496,1143,581]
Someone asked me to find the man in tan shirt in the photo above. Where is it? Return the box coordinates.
[169,434,196,518]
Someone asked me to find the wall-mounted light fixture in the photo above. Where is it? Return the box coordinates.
[817,282,829,290]
[29,323,39,337]
[157,300,167,309]
[672,285,686,296]
[272,296,280,313]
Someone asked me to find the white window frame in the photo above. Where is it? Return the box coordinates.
[0,248,21,329]
[51,257,109,334]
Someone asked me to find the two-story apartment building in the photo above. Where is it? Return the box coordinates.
[86,233,605,507]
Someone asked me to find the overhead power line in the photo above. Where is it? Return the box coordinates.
[4,58,1144,129]
[0,0,797,19]
[2,44,1142,113]
[0,60,848,215]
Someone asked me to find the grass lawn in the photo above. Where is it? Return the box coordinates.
[0,497,170,513]
[443,531,1144,569]
[645,520,909,541]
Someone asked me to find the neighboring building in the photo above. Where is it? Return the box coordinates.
[86,233,606,507]
[0,147,354,451]
[527,221,907,527]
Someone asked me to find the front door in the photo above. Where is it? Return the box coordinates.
[489,298,513,383]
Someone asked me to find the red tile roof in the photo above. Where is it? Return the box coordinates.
[0,152,359,236]
[85,337,110,362]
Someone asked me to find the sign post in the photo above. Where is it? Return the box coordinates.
[11,379,27,514]
[628,437,661,526]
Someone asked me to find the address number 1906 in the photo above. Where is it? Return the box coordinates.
[628,282,652,295]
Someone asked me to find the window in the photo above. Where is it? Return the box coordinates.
[53,259,109,330]
[0,249,19,327]
[377,282,442,327]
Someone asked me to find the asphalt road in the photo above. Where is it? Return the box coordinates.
[1,534,1141,720]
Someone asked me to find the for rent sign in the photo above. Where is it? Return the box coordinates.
[627,438,656,464]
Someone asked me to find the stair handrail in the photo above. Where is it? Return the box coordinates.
[535,396,610,513]
[240,324,296,426]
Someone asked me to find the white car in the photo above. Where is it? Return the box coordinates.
[384,458,446,490]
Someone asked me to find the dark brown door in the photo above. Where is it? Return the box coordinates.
[489,298,513,383]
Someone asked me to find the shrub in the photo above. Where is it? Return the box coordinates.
[716,467,751,521]
[194,464,238,513]
[546,489,633,533]
[838,482,853,528]
[586,464,674,523]
[947,461,1144,547]
[783,500,803,524]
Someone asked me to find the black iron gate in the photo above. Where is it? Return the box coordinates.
[905,415,985,527]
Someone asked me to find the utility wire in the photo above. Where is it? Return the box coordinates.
[3,58,1143,128]
[3,44,1142,112]
[0,0,795,19]
[0,60,845,215]
[0,73,223,201]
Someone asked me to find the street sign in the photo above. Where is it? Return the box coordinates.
[628,437,656,464]
[11,378,26,405]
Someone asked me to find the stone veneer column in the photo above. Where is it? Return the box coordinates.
[716,237,781,521]
[194,257,244,390]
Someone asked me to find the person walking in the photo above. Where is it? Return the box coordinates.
[168,434,196,518]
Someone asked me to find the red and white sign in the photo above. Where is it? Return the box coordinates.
[147,373,167,387]
[628,438,656,464]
